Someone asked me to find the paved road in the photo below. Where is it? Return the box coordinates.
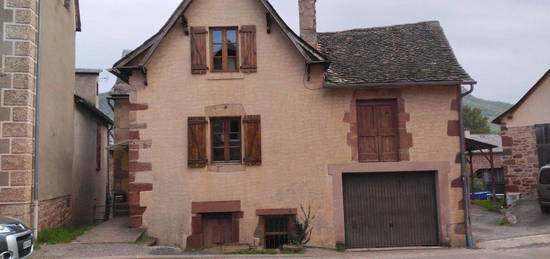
[471,199,550,242]
[31,245,550,259]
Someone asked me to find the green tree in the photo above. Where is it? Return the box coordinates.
[463,105,492,134]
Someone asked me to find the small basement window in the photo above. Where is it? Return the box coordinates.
[264,216,290,249]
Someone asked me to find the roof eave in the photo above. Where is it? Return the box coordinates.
[323,80,473,89]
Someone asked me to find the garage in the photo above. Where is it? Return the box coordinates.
[343,171,439,248]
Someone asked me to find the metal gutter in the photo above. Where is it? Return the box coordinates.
[32,0,44,238]
[459,83,475,248]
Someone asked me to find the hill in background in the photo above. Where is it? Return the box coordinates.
[463,95,512,122]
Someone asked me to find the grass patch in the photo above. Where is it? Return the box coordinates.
[36,225,92,247]
[134,234,155,246]
[223,249,303,255]
[473,199,505,211]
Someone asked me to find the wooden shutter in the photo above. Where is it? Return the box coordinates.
[357,100,399,162]
[190,27,208,74]
[243,115,261,166]
[188,117,208,168]
[240,25,257,73]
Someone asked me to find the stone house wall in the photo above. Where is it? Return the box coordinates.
[0,0,39,226]
[121,0,466,248]
[501,125,540,194]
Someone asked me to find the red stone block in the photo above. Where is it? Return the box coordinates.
[130,103,149,111]
[128,183,152,192]
[129,215,143,228]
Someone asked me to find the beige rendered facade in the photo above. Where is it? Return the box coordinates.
[112,0,472,249]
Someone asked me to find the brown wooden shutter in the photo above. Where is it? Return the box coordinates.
[190,27,208,74]
[188,117,208,168]
[240,25,257,73]
[243,115,261,166]
[357,100,399,162]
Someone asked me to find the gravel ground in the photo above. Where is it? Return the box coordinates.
[471,199,550,242]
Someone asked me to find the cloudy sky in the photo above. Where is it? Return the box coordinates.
[76,0,550,104]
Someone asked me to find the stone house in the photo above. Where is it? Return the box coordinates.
[73,69,113,226]
[0,0,109,233]
[110,0,475,249]
[493,69,550,197]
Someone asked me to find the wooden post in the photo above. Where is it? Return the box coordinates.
[490,148,497,208]
[469,150,474,192]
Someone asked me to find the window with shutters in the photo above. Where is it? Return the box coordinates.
[536,124,550,167]
[356,100,399,162]
[210,27,239,72]
[211,117,242,163]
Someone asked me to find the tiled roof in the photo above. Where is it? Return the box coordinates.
[318,21,475,87]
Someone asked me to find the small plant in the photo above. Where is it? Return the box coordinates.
[498,217,511,226]
[291,205,315,246]
[336,243,346,252]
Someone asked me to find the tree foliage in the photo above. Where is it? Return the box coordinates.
[463,105,492,134]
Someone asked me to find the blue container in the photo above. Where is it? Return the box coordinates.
[471,191,490,200]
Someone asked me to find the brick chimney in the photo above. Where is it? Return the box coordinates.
[299,0,317,48]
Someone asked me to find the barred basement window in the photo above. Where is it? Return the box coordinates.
[264,216,290,249]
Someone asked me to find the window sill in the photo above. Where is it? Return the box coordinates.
[208,163,246,173]
[206,72,244,81]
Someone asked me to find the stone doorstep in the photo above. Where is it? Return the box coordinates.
[476,234,550,250]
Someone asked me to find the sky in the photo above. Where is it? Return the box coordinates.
[76,0,550,104]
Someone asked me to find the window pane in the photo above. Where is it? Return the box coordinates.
[212,44,223,57]
[213,134,224,147]
[228,57,237,71]
[229,133,240,146]
[227,44,237,57]
[213,57,223,70]
[227,30,237,44]
[230,119,240,132]
[212,120,224,133]
[213,148,225,161]
[212,30,222,44]
[230,147,241,161]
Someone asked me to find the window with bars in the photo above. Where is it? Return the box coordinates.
[536,124,550,167]
[211,117,242,163]
[210,27,239,72]
[264,216,290,249]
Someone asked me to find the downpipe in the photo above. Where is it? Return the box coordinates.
[32,0,44,238]
[459,83,475,248]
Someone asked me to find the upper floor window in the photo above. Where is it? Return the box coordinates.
[356,99,399,162]
[210,28,239,72]
[211,117,242,162]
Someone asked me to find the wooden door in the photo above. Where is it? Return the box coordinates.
[202,213,234,247]
[343,172,439,248]
[357,100,399,162]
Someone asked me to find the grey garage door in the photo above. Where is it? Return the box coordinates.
[343,172,439,248]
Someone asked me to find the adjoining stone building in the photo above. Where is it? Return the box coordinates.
[110,0,476,249]
[73,69,113,226]
[493,69,550,198]
[0,0,85,232]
